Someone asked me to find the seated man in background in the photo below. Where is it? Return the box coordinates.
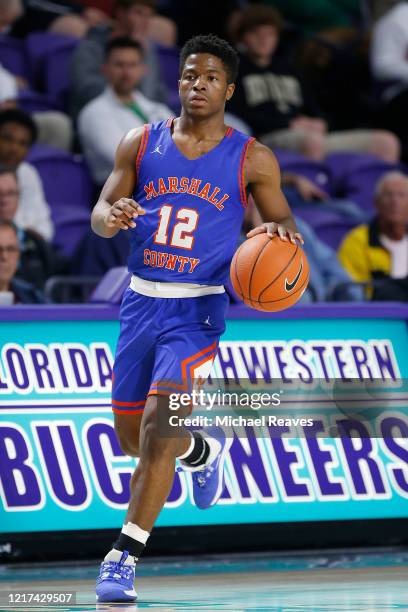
[0,110,54,241]
[371,2,408,162]
[78,37,172,185]
[338,171,408,301]
[0,169,57,289]
[0,221,44,304]
[5,0,109,39]
[294,216,363,302]
[228,4,399,162]
[0,72,72,153]
[70,0,167,118]
[281,172,366,225]
[244,198,362,302]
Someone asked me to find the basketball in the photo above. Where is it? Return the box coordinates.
[230,234,310,312]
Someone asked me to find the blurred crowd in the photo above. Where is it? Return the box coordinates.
[1,0,408,304]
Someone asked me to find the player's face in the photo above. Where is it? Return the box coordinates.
[242,25,279,62]
[0,226,19,286]
[0,122,32,168]
[0,173,19,222]
[104,48,146,95]
[179,54,235,117]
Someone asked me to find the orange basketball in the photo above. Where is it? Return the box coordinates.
[230,234,310,312]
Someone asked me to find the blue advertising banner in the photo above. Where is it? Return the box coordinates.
[1,305,408,534]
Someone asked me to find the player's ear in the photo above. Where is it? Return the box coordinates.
[226,83,235,101]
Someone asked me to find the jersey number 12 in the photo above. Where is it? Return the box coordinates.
[154,205,198,249]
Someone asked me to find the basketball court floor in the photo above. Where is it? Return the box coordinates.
[1,549,408,611]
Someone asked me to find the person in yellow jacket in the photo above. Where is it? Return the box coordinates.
[338,171,408,301]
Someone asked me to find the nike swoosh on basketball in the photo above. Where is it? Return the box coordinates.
[285,258,303,292]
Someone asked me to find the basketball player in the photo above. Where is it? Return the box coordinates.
[91,34,303,602]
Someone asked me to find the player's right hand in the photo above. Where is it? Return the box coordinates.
[105,198,146,231]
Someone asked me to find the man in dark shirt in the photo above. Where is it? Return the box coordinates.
[228,4,399,162]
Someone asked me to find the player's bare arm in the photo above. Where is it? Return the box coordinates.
[244,141,304,244]
[91,127,146,238]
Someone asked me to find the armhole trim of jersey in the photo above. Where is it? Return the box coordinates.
[239,137,255,208]
[135,123,151,180]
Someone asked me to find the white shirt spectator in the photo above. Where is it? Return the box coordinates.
[371,3,408,98]
[380,234,408,278]
[15,162,54,241]
[0,63,18,103]
[78,87,173,184]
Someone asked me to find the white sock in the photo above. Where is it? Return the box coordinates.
[104,549,135,565]
[177,431,195,460]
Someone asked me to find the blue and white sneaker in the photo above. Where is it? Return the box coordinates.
[180,426,232,509]
[95,550,137,602]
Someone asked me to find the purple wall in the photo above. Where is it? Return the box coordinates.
[1,303,408,322]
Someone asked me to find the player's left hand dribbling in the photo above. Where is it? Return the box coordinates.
[247,222,304,245]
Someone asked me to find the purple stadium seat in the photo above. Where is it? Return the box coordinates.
[25,32,78,90]
[30,155,94,213]
[27,143,70,162]
[327,153,405,213]
[274,148,333,195]
[89,267,131,303]
[292,207,342,229]
[0,34,28,78]
[326,152,379,187]
[312,218,359,250]
[44,40,78,109]
[18,90,58,113]
[52,205,90,257]
[156,44,180,111]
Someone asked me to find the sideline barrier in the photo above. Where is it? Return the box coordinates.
[1,303,407,551]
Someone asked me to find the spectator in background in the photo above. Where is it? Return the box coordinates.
[295,216,363,301]
[371,2,408,161]
[78,37,172,185]
[0,169,57,289]
[338,171,408,301]
[0,0,23,33]
[245,200,362,301]
[281,172,367,224]
[228,4,400,162]
[259,0,361,33]
[6,0,109,39]
[0,71,73,152]
[70,0,167,118]
[0,221,44,304]
[0,63,18,103]
[0,110,54,241]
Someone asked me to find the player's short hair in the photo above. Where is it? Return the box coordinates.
[105,36,144,59]
[180,34,239,84]
[115,0,156,12]
[0,109,37,145]
[233,4,283,42]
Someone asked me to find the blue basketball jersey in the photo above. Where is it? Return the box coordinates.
[128,118,255,285]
